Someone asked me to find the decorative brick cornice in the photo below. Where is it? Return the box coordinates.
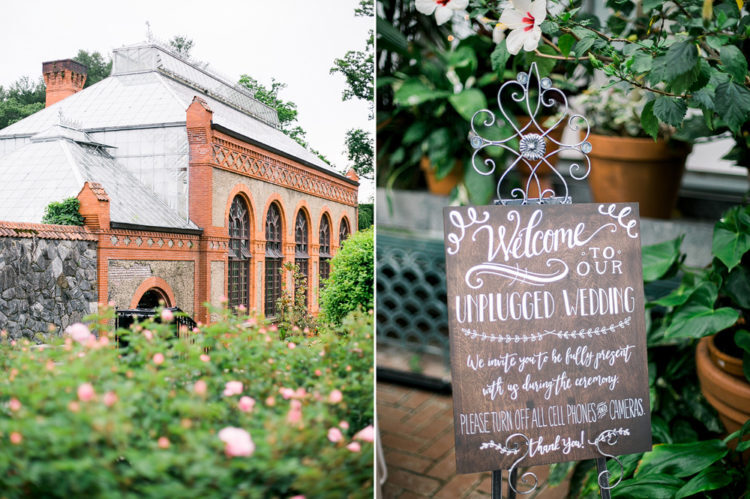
[211,135,358,207]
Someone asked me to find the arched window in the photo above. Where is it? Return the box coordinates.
[339,217,350,245]
[319,215,331,286]
[228,196,251,310]
[265,203,283,317]
[294,210,309,306]
[137,288,170,309]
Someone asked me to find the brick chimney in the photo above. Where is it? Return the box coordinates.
[42,59,87,107]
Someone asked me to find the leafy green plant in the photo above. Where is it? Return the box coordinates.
[319,227,374,324]
[0,304,374,497]
[275,262,318,338]
[41,197,84,226]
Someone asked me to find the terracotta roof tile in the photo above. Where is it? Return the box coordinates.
[88,182,110,202]
[0,221,97,241]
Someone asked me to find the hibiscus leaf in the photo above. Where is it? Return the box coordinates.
[653,96,687,127]
[714,81,750,134]
[631,52,653,73]
[641,100,659,141]
[557,34,575,58]
[490,41,510,74]
[664,41,698,80]
[720,45,748,82]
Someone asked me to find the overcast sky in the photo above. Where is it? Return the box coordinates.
[0,0,374,201]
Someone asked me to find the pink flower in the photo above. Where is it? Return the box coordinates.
[161,309,174,322]
[328,389,343,404]
[66,323,91,344]
[223,381,243,397]
[339,421,350,430]
[327,427,343,443]
[238,396,256,413]
[68,401,80,412]
[218,427,255,457]
[290,399,302,411]
[314,369,322,376]
[270,324,278,332]
[10,432,22,445]
[143,330,153,341]
[279,387,295,400]
[77,383,95,402]
[294,387,307,399]
[347,441,361,453]
[200,354,210,362]
[158,436,170,449]
[245,317,258,327]
[153,353,165,365]
[354,425,374,442]
[290,496,306,499]
[103,391,118,407]
[287,407,302,424]
[265,396,275,406]
[194,380,207,396]
[237,304,246,312]
[288,342,296,349]
[9,398,21,412]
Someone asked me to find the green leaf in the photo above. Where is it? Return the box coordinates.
[712,206,750,270]
[735,329,750,354]
[664,41,698,80]
[642,236,682,282]
[527,45,557,76]
[574,37,596,58]
[719,45,747,82]
[540,20,559,35]
[631,52,653,73]
[724,266,750,308]
[641,0,663,12]
[448,89,487,122]
[635,440,728,479]
[376,17,408,55]
[402,122,428,145]
[675,464,733,499]
[653,281,699,307]
[463,161,495,205]
[611,474,683,498]
[490,41,510,74]
[714,81,750,134]
[557,34,576,58]
[641,100,659,141]
[691,87,715,110]
[666,282,740,339]
[653,97,687,127]
[394,79,450,107]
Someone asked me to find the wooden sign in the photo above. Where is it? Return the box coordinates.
[443,203,651,474]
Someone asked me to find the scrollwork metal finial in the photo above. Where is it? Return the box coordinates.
[468,62,592,205]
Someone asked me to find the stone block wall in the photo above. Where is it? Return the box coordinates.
[0,223,97,341]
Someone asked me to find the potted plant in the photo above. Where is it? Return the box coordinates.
[577,85,692,218]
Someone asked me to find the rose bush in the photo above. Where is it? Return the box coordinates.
[0,305,374,497]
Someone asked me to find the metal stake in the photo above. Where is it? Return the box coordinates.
[596,457,612,499]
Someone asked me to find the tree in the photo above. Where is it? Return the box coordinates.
[0,76,45,129]
[73,50,112,88]
[169,35,194,58]
[330,0,375,179]
[344,128,373,179]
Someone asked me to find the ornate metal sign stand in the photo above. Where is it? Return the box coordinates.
[468,63,622,499]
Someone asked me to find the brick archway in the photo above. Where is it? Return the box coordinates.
[129,277,177,309]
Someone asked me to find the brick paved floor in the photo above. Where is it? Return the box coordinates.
[377,381,570,498]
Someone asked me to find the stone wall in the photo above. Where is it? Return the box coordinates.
[0,226,97,341]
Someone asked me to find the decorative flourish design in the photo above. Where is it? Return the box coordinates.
[589,428,630,490]
[462,316,632,343]
[480,433,538,495]
[469,62,592,204]
[479,440,521,456]
[465,259,569,288]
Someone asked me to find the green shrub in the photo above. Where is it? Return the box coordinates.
[41,197,84,226]
[319,227,374,324]
[358,203,373,230]
[0,304,374,497]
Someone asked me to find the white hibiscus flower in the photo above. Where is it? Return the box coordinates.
[415,0,469,26]
[497,0,547,54]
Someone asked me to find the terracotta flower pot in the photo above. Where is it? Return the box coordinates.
[696,336,750,455]
[587,134,691,219]
[420,156,462,196]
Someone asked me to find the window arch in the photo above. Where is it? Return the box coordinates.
[228,195,251,310]
[265,203,283,317]
[295,210,309,306]
[319,214,331,286]
[339,217,351,245]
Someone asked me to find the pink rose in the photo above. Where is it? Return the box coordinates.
[10,432,22,445]
[288,342,296,349]
[161,309,174,322]
[77,383,95,402]
[153,353,165,365]
[238,396,255,413]
[245,317,258,327]
[66,323,91,344]
[328,389,343,404]
[237,304,246,312]
[265,396,275,406]
[339,421,350,430]
[218,427,255,457]
[327,427,343,443]
[287,407,302,424]
[200,354,210,362]
[294,387,307,399]
[194,380,207,396]
[143,330,153,341]
[68,401,80,412]
[314,369,322,376]
[223,381,243,396]
[347,441,361,452]
[158,436,170,449]
[9,398,21,412]
[103,391,118,407]
[279,387,295,399]
[354,425,374,443]
[270,324,278,332]
[290,496,306,499]
[290,399,302,411]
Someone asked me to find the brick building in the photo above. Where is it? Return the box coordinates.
[0,42,358,325]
